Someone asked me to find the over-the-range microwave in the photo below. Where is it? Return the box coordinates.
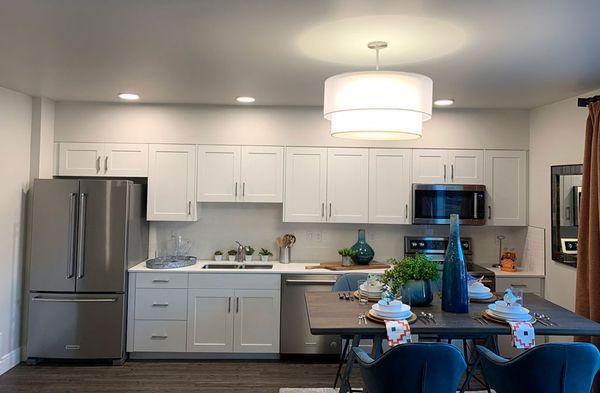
[412,184,486,225]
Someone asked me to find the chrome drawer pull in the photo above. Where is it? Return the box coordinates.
[152,302,169,307]
[152,279,170,283]
[150,334,168,340]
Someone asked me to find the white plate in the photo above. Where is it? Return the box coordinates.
[469,292,494,300]
[468,287,491,294]
[371,307,412,319]
[375,300,410,313]
[372,303,411,316]
[488,303,530,317]
[487,309,532,322]
[360,284,383,294]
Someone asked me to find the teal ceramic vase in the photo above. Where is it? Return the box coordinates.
[442,214,469,313]
[351,229,374,265]
[402,279,433,307]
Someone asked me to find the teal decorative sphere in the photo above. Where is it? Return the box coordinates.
[351,229,374,265]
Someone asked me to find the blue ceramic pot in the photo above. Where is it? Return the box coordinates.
[351,229,374,265]
[402,279,433,307]
[441,214,469,313]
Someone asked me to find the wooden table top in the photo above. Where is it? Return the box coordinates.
[305,292,600,337]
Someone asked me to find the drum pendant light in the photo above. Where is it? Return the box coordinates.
[323,41,433,140]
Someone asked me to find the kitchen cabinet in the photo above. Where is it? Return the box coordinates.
[485,150,527,226]
[147,144,197,221]
[369,149,411,224]
[233,289,280,353]
[58,142,148,177]
[327,148,369,223]
[187,289,235,352]
[495,277,544,297]
[412,149,484,184]
[197,145,283,203]
[284,147,328,222]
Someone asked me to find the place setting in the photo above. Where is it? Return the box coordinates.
[481,288,536,325]
[353,274,384,302]
[364,288,417,324]
[468,276,497,303]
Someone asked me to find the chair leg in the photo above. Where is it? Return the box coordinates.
[334,339,350,388]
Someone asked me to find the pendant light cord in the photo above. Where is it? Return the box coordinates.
[368,41,387,71]
[375,48,380,71]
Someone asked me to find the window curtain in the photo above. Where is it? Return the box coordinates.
[576,101,600,346]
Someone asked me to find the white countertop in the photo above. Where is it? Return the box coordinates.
[487,266,545,278]
[128,260,390,275]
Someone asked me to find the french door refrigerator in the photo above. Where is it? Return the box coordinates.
[26,179,148,363]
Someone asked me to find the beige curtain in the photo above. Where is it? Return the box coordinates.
[576,101,600,346]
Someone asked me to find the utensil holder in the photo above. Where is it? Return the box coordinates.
[279,247,291,264]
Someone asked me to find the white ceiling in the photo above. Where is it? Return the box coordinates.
[1,0,599,108]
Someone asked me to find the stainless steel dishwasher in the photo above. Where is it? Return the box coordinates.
[281,274,341,354]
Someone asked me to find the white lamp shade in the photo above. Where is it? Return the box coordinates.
[324,71,433,140]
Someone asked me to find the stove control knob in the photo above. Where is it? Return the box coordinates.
[411,241,418,248]
[418,241,425,247]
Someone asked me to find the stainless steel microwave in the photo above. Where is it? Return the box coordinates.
[412,184,486,225]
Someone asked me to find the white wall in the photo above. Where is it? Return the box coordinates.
[529,88,600,311]
[0,87,32,374]
[54,102,530,149]
[29,98,55,180]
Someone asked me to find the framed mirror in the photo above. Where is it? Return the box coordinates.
[551,164,583,266]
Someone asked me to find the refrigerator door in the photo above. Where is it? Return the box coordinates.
[26,293,125,359]
[75,180,130,293]
[29,179,80,292]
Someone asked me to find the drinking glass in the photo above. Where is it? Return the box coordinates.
[357,280,369,305]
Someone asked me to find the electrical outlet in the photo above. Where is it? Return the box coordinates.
[307,231,323,242]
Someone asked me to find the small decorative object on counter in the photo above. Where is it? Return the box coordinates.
[338,248,356,266]
[442,214,469,313]
[213,250,223,261]
[277,234,296,264]
[244,246,255,262]
[227,249,237,262]
[351,229,374,265]
[500,248,519,272]
[259,248,273,262]
[380,254,439,307]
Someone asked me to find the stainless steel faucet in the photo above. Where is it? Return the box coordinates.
[235,241,245,262]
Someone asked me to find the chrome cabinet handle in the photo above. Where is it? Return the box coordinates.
[104,156,109,172]
[228,297,231,313]
[565,206,571,220]
[488,206,492,219]
[188,201,192,215]
[152,302,169,307]
[96,156,101,173]
[66,193,77,279]
[321,202,324,217]
[405,204,408,220]
[235,182,238,198]
[242,182,245,197]
[451,164,454,181]
[510,284,528,288]
[76,193,87,279]
[443,164,447,181]
[473,194,478,219]
[329,202,332,218]
[32,297,117,303]
[151,334,168,340]
[285,279,337,284]
[152,279,169,283]
[236,297,239,313]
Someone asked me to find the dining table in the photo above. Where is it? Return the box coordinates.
[305,292,600,393]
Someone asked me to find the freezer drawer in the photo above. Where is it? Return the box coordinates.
[26,293,125,360]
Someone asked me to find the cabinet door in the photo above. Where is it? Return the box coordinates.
[197,145,241,202]
[58,143,105,176]
[448,150,484,184]
[147,144,197,221]
[485,150,527,226]
[369,149,411,224]
[327,148,369,223]
[284,147,327,222]
[187,289,234,352]
[240,146,284,202]
[105,143,148,177]
[412,149,449,184]
[233,290,280,353]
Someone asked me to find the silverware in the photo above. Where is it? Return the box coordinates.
[534,313,555,326]
[541,313,557,326]
[427,313,437,324]
[471,314,484,325]
[344,293,350,301]
[358,313,367,325]
[338,293,344,300]
[472,313,488,325]
[417,315,429,325]
[420,312,431,324]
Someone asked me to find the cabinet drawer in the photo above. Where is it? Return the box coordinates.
[188,273,280,289]
[133,320,186,352]
[136,273,188,289]
[135,289,188,320]
[495,277,544,295]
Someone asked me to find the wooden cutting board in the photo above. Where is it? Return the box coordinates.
[305,261,389,271]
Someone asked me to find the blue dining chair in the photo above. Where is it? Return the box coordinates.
[476,342,600,393]
[352,343,467,393]
[332,273,369,389]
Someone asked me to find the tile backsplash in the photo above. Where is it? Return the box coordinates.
[150,203,528,267]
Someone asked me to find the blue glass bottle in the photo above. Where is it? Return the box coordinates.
[442,214,469,313]
[351,229,374,265]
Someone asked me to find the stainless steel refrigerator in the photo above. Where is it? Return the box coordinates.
[26,179,148,363]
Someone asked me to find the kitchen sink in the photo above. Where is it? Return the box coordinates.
[201,263,273,270]
[242,264,273,270]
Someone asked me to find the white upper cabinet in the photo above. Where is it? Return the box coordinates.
[369,149,411,224]
[448,150,484,184]
[58,142,148,177]
[240,146,284,203]
[412,149,449,184]
[197,145,241,202]
[284,147,328,223]
[147,144,197,221]
[327,148,369,223]
[413,149,484,184]
[104,143,148,177]
[58,143,105,176]
[485,150,527,226]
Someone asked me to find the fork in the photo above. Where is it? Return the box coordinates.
[473,313,489,325]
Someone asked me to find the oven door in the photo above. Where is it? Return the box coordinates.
[413,184,486,225]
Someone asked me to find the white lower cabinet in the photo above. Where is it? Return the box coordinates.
[134,320,187,352]
[187,289,235,352]
[233,290,280,353]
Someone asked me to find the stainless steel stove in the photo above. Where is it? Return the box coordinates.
[404,236,496,291]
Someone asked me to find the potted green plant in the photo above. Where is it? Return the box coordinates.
[244,246,255,262]
[259,248,273,262]
[227,249,237,262]
[338,248,356,267]
[380,254,440,306]
[214,250,223,261]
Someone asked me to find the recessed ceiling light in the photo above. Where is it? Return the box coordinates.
[236,96,255,103]
[118,92,140,101]
[434,99,455,106]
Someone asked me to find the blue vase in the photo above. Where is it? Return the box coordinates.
[402,280,434,307]
[442,214,469,313]
[351,229,374,265]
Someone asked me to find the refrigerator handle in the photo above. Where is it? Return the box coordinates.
[66,193,78,279]
[76,193,88,279]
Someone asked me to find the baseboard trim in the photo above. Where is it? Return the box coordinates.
[129,352,280,360]
[0,347,22,375]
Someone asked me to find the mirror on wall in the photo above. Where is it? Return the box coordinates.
[551,164,583,266]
